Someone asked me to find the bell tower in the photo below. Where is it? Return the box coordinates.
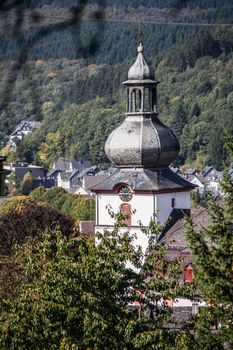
[105,42,180,169]
[91,43,194,253]
[126,43,158,114]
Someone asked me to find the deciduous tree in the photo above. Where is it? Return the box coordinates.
[0,218,195,349]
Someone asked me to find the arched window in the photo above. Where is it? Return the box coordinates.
[120,203,131,226]
[184,264,194,283]
[144,88,150,112]
[131,89,142,112]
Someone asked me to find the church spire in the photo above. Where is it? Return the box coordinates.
[105,43,180,168]
[128,42,154,81]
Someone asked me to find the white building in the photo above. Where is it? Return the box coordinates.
[8,121,41,149]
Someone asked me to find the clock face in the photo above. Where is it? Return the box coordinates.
[118,186,132,202]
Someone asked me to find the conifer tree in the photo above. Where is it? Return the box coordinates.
[186,142,233,349]
[21,172,39,195]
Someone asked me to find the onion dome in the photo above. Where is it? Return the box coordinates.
[128,42,154,80]
[105,116,180,168]
[105,43,180,169]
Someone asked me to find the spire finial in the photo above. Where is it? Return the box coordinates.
[137,21,144,53]
[137,42,144,53]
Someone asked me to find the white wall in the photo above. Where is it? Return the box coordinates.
[96,191,190,227]
[57,175,70,189]
[208,180,220,193]
[96,193,154,227]
[156,192,190,223]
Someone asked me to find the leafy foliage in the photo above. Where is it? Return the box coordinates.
[186,156,233,348]
[0,196,77,256]
[0,219,195,349]
[20,171,39,195]
[1,2,233,169]
[30,186,95,221]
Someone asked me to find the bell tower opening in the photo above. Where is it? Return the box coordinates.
[130,88,142,112]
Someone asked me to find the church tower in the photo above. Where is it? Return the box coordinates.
[91,43,194,253]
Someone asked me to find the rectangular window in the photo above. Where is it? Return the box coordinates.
[171,198,176,208]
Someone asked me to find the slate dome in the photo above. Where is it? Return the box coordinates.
[105,43,180,168]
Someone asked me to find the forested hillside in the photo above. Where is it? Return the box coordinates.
[0,0,233,169]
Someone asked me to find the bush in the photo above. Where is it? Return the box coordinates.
[0,196,78,255]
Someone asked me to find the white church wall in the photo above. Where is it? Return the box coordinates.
[96,193,154,227]
[156,192,190,224]
[130,194,154,226]
[97,191,190,227]
[96,191,190,257]
[95,226,150,257]
[97,194,122,226]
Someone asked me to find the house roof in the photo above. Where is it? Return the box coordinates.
[84,175,109,189]
[157,206,211,247]
[8,136,21,145]
[187,174,205,185]
[79,220,95,234]
[183,168,196,175]
[203,167,222,178]
[59,172,72,181]
[28,121,41,129]
[203,166,214,177]
[47,168,62,177]
[70,165,99,181]
[37,178,55,189]
[90,167,195,193]
[14,166,45,181]
[52,160,91,172]
[10,120,41,137]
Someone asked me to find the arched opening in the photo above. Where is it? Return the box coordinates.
[130,89,142,112]
[120,203,131,226]
[184,264,194,283]
[144,88,150,112]
[152,88,157,112]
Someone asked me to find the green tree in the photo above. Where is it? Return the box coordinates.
[73,197,95,221]
[186,162,233,349]
[0,219,195,349]
[21,172,39,195]
[0,196,77,256]
[29,185,46,201]
[41,187,68,212]
[170,101,187,138]
[206,128,226,170]
[30,187,96,221]
[88,125,108,164]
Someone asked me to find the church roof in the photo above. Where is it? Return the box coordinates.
[128,42,154,81]
[105,116,180,168]
[90,167,195,193]
[105,43,180,169]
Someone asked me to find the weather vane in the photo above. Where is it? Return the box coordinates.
[138,21,144,43]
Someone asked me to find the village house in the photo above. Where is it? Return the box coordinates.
[6,161,46,182]
[7,120,41,149]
